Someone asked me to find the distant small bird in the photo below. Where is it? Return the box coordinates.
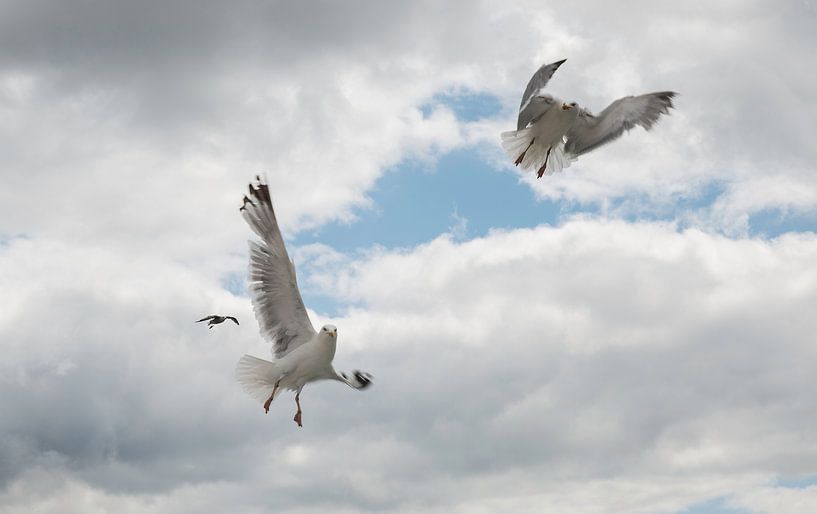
[196,315,239,329]
[234,176,373,427]
[501,59,677,177]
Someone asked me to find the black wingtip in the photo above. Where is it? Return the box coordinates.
[658,91,679,109]
[239,194,255,212]
[244,175,272,207]
[354,371,373,389]
[554,58,567,66]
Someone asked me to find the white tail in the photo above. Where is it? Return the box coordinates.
[235,354,282,404]
[500,129,575,176]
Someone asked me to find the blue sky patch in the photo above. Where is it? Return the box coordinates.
[293,148,564,254]
[773,475,817,489]
[421,91,505,122]
[677,497,746,514]
[748,207,817,238]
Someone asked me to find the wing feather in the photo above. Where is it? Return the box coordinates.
[517,59,566,130]
[517,94,557,132]
[241,177,316,359]
[565,92,677,156]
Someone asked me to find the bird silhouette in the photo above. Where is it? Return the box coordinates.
[196,315,239,329]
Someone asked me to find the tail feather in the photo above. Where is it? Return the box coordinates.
[235,354,282,404]
[501,130,576,176]
[501,127,535,164]
[540,142,574,176]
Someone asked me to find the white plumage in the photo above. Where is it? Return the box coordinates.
[235,177,372,427]
[501,59,677,177]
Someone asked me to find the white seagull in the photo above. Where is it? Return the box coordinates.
[501,59,677,177]
[235,177,372,427]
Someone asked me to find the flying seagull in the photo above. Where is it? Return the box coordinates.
[196,315,239,329]
[234,176,372,427]
[501,59,677,177]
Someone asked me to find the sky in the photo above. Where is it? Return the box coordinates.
[1,1,817,513]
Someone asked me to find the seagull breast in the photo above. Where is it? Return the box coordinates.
[531,101,579,146]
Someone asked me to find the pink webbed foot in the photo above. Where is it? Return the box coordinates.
[293,410,303,427]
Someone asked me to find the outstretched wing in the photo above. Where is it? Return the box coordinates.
[565,91,677,156]
[241,177,316,359]
[517,59,566,130]
[226,316,239,325]
[196,315,216,323]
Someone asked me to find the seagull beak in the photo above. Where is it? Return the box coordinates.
[331,329,337,338]
[562,103,572,110]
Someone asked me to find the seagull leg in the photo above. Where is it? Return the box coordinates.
[293,391,303,427]
[264,381,279,414]
[515,137,536,166]
[537,146,553,178]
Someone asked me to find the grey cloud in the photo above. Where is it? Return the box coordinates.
[3,0,815,248]
[3,1,817,513]
[1,0,523,267]
[4,220,817,510]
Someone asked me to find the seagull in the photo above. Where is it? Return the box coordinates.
[196,315,239,329]
[501,59,677,177]
[234,176,372,427]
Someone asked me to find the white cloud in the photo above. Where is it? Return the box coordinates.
[2,0,813,251]
[5,218,817,512]
[2,1,817,512]
[729,485,817,514]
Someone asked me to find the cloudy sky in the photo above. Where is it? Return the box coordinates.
[2,1,817,512]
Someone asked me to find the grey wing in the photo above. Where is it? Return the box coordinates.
[241,177,316,359]
[564,91,677,156]
[196,315,216,323]
[516,94,558,132]
[517,59,566,130]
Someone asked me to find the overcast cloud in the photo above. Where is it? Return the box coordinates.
[2,1,817,513]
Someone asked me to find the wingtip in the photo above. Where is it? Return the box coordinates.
[661,91,679,109]
[239,194,255,212]
[554,58,567,66]
[354,370,373,389]
[244,174,272,207]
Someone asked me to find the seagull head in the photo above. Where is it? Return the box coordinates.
[321,324,338,338]
[562,102,578,110]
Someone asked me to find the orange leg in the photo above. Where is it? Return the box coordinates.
[293,391,303,427]
[536,146,553,178]
[515,138,536,166]
[264,381,279,413]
